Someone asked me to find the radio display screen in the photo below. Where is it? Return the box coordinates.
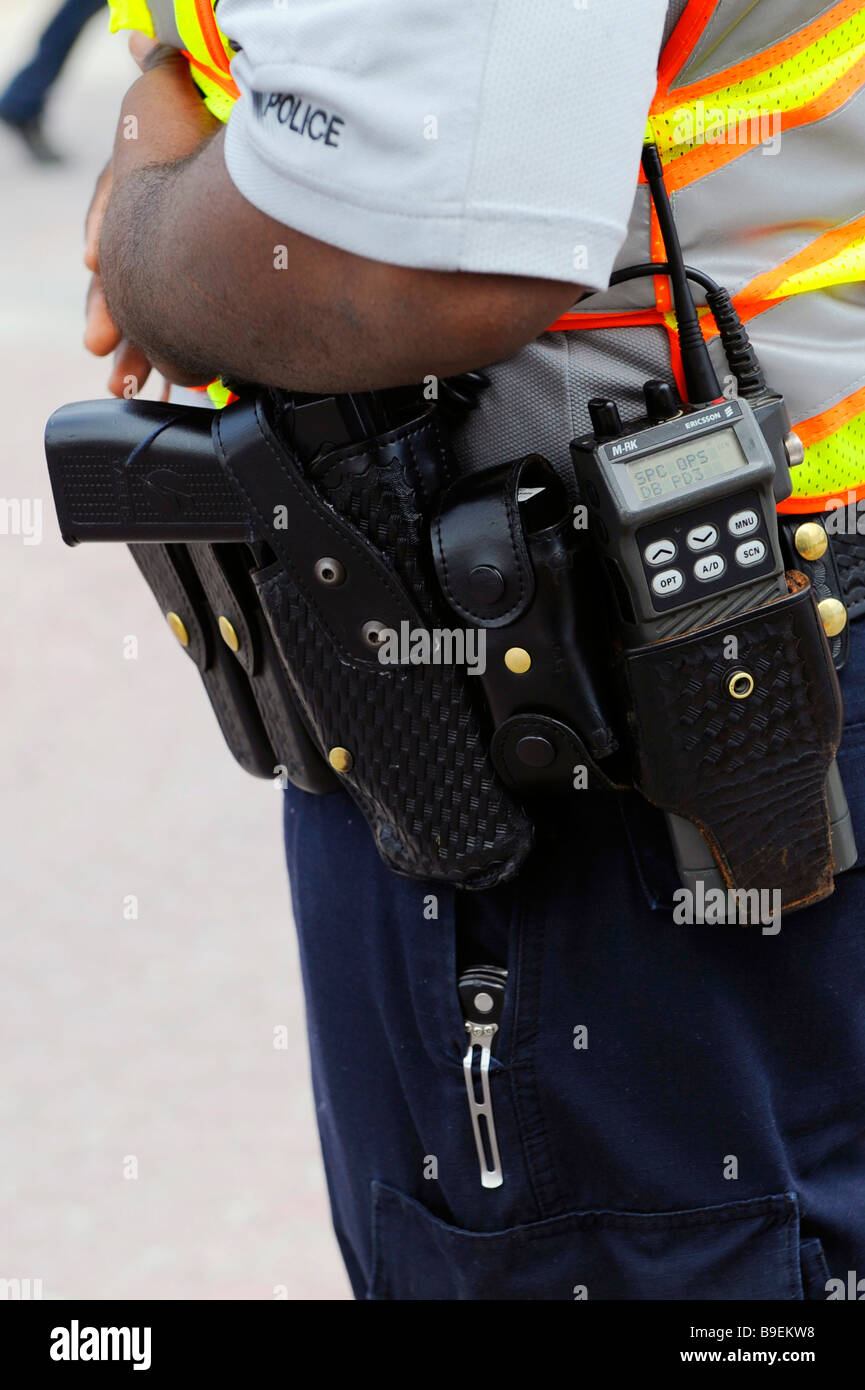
[625,428,747,504]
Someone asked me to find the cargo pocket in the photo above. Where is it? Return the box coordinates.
[369,1182,807,1300]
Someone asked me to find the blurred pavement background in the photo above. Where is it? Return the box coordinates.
[0,1,349,1299]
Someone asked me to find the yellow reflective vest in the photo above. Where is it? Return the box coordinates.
[109,0,239,404]
[551,0,865,513]
[110,0,238,122]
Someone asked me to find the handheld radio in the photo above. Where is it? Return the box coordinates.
[571,391,786,645]
[569,142,857,897]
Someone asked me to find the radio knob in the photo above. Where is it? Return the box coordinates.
[588,398,624,440]
[643,379,681,422]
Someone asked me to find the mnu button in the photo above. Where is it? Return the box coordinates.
[651,567,684,596]
[728,508,759,536]
[694,553,726,582]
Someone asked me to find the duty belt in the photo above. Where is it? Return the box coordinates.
[45,382,857,911]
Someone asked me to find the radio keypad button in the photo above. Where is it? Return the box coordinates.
[651,568,684,596]
[728,509,759,536]
[694,553,726,582]
[686,524,719,552]
[644,538,677,567]
[735,538,766,567]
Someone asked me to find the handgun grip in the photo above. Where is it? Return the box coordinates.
[45,399,253,545]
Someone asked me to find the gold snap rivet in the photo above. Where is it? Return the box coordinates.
[218,615,240,652]
[165,611,189,648]
[818,596,848,638]
[728,670,755,700]
[794,522,828,562]
[328,746,353,774]
[504,646,532,674]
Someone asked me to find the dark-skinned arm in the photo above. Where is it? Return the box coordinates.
[97,46,583,394]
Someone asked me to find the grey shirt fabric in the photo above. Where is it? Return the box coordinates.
[219,0,670,289]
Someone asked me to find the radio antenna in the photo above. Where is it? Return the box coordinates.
[641,142,722,406]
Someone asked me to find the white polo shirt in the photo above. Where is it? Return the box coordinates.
[218,0,669,290]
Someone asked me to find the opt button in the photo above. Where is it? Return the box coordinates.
[651,568,684,596]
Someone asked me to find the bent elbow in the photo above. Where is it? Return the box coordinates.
[387,271,585,384]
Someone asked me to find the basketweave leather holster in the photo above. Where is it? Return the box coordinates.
[621,573,844,912]
[46,392,534,889]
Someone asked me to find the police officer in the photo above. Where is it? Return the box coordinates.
[87,0,865,1299]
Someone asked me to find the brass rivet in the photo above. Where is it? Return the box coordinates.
[818,596,848,638]
[218,615,240,652]
[794,521,828,562]
[727,670,755,700]
[165,611,189,648]
[504,646,532,674]
[328,746,353,773]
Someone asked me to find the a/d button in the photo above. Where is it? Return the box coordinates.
[694,553,726,582]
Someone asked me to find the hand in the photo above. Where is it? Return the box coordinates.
[84,161,158,397]
[84,34,221,397]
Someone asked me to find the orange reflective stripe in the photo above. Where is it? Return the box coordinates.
[650,202,671,314]
[795,382,865,447]
[733,215,865,307]
[663,319,688,401]
[185,51,240,99]
[194,0,232,74]
[547,309,665,331]
[776,482,865,514]
[655,0,864,109]
[659,52,865,192]
[655,0,716,97]
[775,387,865,510]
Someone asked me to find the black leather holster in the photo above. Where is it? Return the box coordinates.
[46,391,534,888]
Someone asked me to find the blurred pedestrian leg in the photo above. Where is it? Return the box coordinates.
[0,0,106,162]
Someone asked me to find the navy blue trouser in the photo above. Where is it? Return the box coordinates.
[0,0,104,124]
[283,624,865,1300]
